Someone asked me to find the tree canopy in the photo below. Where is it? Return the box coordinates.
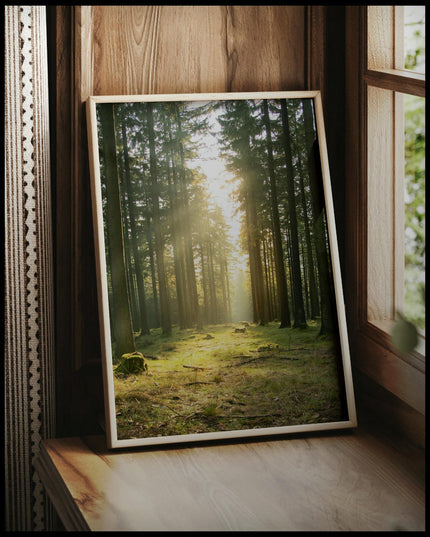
[97,97,338,360]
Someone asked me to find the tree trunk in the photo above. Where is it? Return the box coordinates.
[246,177,268,325]
[224,257,232,322]
[303,99,335,335]
[298,155,320,319]
[280,100,307,329]
[144,199,160,328]
[175,105,201,328]
[262,235,273,321]
[147,104,172,335]
[167,152,187,329]
[245,196,259,324]
[292,103,320,319]
[199,242,210,323]
[207,238,218,324]
[266,234,277,319]
[162,108,189,329]
[219,254,229,322]
[120,114,150,335]
[99,103,135,358]
[120,197,138,329]
[262,100,291,327]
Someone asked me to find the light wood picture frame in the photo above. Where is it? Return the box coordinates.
[86,91,357,449]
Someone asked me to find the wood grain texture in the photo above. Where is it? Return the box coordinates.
[345,6,368,334]
[367,85,395,322]
[367,6,395,70]
[364,68,426,97]
[36,433,425,532]
[307,6,326,100]
[72,6,101,373]
[88,5,306,96]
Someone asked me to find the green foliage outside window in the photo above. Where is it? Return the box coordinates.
[404,6,425,336]
[403,7,425,333]
[404,5,425,74]
[404,93,425,332]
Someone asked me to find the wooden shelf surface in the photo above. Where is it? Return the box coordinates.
[34,430,425,532]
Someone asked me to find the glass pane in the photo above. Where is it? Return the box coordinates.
[404,6,425,74]
[404,93,425,332]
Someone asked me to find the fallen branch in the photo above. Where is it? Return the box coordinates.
[190,412,283,420]
[228,357,261,367]
[185,381,213,386]
[228,355,300,367]
[228,413,282,419]
[256,354,300,361]
[126,390,186,417]
[183,364,206,371]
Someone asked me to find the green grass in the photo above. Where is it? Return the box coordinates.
[113,321,346,440]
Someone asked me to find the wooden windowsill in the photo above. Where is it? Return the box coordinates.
[350,324,425,416]
[368,319,426,364]
[34,430,425,532]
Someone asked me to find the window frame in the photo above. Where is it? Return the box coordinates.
[345,6,425,415]
[366,5,425,357]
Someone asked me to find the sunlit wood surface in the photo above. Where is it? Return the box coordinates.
[35,431,425,531]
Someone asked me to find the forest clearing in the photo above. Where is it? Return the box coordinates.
[95,95,350,441]
[113,320,345,440]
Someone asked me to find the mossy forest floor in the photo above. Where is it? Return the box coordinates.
[113,320,345,440]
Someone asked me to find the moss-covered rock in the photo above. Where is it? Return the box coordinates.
[114,351,148,376]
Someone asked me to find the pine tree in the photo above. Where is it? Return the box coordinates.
[147,103,172,336]
[118,105,150,335]
[262,100,291,328]
[303,99,335,335]
[280,100,307,328]
[99,103,136,358]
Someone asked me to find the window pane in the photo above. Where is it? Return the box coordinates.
[404,93,425,331]
[404,6,425,74]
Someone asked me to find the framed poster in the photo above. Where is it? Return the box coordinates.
[86,91,357,449]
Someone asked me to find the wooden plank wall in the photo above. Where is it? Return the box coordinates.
[48,5,334,437]
[88,6,307,95]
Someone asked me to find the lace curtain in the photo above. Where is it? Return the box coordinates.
[4,5,55,531]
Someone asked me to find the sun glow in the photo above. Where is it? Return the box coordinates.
[188,125,252,322]
[189,142,247,270]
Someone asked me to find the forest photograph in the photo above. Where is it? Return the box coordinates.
[94,94,350,442]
